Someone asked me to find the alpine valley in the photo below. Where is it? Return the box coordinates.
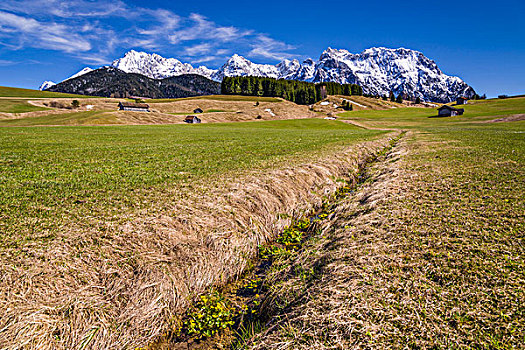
[42,47,476,102]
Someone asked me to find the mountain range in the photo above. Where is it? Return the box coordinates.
[41,47,476,102]
[45,68,220,98]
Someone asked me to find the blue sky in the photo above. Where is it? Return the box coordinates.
[0,0,523,97]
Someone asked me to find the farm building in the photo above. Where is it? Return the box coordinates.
[456,97,468,105]
[184,116,201,124]
[437,105,464,117]
[118,102,150,112]
[193,108,204,113]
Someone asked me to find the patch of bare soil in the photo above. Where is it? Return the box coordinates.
[0,134,399,349]
[483,114,525,123]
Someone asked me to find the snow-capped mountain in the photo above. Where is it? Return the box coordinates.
[310,47,475,102]
[41,47,475,102]
[111,50,215,80]
[39,67,94,90]
[212,54,280,81]
[39,81,56,91]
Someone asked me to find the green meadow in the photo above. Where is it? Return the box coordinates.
[0,86,91,98]
[0,118,383,247]
[339,96,525,129]
[227,97,525,349]
[0,99,49,113]
[0,93,523,349]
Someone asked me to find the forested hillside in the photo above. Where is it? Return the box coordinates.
[47,67,221,98]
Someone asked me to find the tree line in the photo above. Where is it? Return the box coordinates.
[221,76,362,105]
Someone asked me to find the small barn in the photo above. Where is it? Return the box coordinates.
[193,108,204,114]
[437,105,464,117]
[456,97,468,105]
[118,102,150,112]
[184,115,201,124]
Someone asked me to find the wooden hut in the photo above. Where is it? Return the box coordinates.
[437,105,464,117]
[118,102,150,112]
[184,116,201,124]
[456,97,468,105]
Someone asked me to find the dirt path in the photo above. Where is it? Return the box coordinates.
[482,113,525,123]
[340,118,398,131]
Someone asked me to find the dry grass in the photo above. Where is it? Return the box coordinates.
[0,97,319,126]
[311,95,429,116]
[0,133,397,349]
[1,95,433,126]
[482,113,525,123]
[244,129,524,349]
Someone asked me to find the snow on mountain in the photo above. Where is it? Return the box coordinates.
[39,81,56,91]
[211,54,280,81]
[111,50,214,80]
[40,47,475,102]
[106,48,474,102]
[65,67,94,81]
[312,47,475,102]
[39,67,93,90]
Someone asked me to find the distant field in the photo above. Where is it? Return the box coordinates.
[339,96,525,128]
[0,99,49,113]
[0,86,92,98]
[0,110,116,126]
[0,93,311,126]
[146,95,283,103]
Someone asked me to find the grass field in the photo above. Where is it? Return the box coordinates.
[1,94,523,349]
[239,98,525,349]
[146,95,283,103]
[0,98,50,113]
[0,116,388,349]
[0,118,382,247]
[339,96,525,129]
[0,86,91,98]
[0,110,117,125]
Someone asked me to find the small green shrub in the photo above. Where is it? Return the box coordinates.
[277,226,303,246]
[294,219,310,230]
[241,278,261,292]
[259,245,289,260]
[184,292,235,339]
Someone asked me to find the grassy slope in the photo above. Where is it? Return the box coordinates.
[0,119,384,246]
[146,95,282,103]
[244,98,525,349]
[338,97,525,128]
[0,86,92,98]
[0,110,117,125]
[0,99,49,113]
